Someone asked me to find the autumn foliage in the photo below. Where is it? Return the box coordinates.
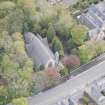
[45,68,60,81]
[62,55,80,67]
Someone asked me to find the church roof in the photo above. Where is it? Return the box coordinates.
[24,32,55,69]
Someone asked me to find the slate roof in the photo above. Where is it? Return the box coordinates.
[88,28,100,39]
[85,83,105,105]
[24,32,55,69]
[77,2,105,29]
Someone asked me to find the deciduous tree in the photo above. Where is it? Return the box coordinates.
[71,25,88,45]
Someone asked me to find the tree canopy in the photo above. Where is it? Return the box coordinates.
[0,0,104,104]
[71,25,88,45]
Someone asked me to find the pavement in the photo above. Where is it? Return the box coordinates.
[28,60,105,105]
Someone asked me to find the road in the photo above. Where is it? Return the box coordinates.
[71,53,105,76]
[28,60,105,105]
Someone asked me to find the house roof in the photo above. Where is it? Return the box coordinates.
[96,1,105,13]
[78,2,105,29]
[24,32,55,69]
[85,83,105,105]
[88,28,99,39]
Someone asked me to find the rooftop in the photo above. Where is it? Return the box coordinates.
[24,32,55,69]
[77,1,105,29]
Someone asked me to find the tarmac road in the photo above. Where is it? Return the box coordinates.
[28,60,105,105]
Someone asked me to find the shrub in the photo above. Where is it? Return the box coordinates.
[59,67,69,78]
[0,85,9,105]
[11,97,28,105]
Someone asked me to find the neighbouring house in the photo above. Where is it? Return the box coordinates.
[24,32,63,70]
[77,3,105,29]
[87,24,105,41]
[87,28,100,40]
[85,77,105,105]
[75,1,105,41]
[51,95,78,105]
[85,84,105,105]
[46,76,105,105]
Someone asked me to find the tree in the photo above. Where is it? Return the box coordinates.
[90,40,105,56]
[31,22,41,34]
[71,48,79,55]
[12,32,23,41]
[77,40,105,64]
[52,36,64,57]
[40,29,47,37]
[0,9,7,19]
[32,71,53,93]
[12,97,28,105]
[62,55,80,68]
[0,85,9,105]
[55,13,74,40]
[71,24,88,45]
[45,68,60,81]
[37,0,57,29]
[73,0,97,10]
[54,3,67,16]
[53,3,75,40]
[8,72,32,98]
[47,23,56,42]
[0,31,13,53]
[17,0,36,17]
[0,0,92,103]
[59,67,69,78]
[65,38,76,53]
[0,31,33,100]
[0,1,16,11]
[0,1,24,34]
[0,18,10,34]
[0,55,18,79]
[32,68,60,94]
[78,45,96,64]
[8,8,24,33]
